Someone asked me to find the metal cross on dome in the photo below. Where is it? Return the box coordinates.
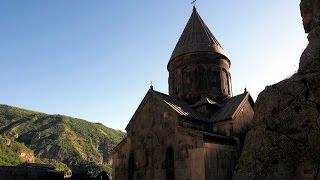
[191,0,197,6]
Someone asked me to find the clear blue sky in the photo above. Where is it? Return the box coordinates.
[0,0,307,130]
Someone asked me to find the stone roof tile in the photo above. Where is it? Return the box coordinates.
[152,90,208,121]
[210,92,251,122]
[170,7,228,60]
[152,90,253,124]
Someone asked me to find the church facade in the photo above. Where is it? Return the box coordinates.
[111,7,254,180]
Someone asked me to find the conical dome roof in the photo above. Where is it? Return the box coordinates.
[170,7,228,60]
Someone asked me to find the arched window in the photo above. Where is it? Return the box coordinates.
[165,147,174,180]
[177,69,182,94]
[197,66,206,90]
[228,72,232,96]
[221,69,230,95]
[128,153,134,180]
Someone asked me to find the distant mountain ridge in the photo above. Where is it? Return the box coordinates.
[0,104,125,176]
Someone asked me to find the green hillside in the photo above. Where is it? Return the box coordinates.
[0,104,125,176]
[0,136,69,172]
[0,136,34,165]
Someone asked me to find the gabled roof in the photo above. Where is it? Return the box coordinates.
[170,7,228,60]
[153,90,207,121]
[125,89,209,131]
[144,90,252,123]
[210,92,254,122]
[125,89,254,131]
[111,137,127,154]
[191,97,222,108]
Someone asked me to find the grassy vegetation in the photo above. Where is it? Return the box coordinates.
[0,104,125,176]
[35,158,70,172]
[0,136,31,165]
[0,136,70,172]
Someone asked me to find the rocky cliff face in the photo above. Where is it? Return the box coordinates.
[233,1,320,180]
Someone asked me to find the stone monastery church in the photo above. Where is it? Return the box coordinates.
[111,7,254,180]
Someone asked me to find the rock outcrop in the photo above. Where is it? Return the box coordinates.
[233,0,320,180]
